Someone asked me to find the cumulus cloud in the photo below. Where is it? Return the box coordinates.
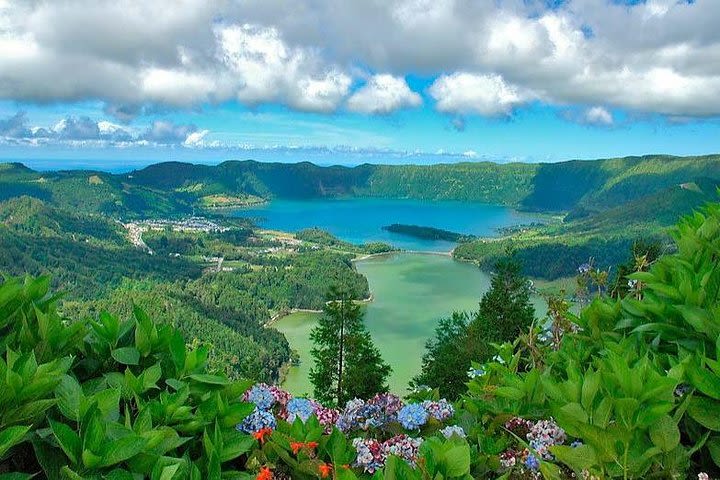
[0,112,201,147]
[429,73,532,117]
[0,0,719,120]
[0,112,33,138]
[583,106,614,126]
[346,74,422,114]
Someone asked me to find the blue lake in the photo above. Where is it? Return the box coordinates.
[229,198,539,250]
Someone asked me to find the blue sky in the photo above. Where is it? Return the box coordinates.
[0,0,719,170]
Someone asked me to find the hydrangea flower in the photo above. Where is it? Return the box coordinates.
[527,419,566,459]
[286,398,316,423]
[505,417,533,437]
[336,398,366,432]
[440,425,466,439]
[352,438,385,474]
[467,367,486,378]
[238,408,277,433]
[368,392,404,416]
[355,403,385,430]
[383,435,423,468]
[397,403,428,430]
[698,473,710,480]
[243,384,276,410]
[267,384,293,407]
[499,450,517,469]
[315,406,340,433]
[524,453,540,471]
[422,399,454,421]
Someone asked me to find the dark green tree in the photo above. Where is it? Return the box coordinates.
[309,287,391,406]
[411,311,472,400]
[473,252,535,344]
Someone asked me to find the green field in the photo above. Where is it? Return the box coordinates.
[274,253,547,395]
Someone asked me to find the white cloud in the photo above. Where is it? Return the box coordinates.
[346,74,421,114]
[0,112,202,146]
[0,0,719,119]
[216,24,351,113]
[583,106,613,126]
[429,73,532,116]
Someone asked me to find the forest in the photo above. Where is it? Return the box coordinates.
[0,196,369,382]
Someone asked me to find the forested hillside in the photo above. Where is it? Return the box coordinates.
[3,155,719,218]
[0,196,371,381]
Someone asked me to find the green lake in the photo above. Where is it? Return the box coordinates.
[274,252,547,396]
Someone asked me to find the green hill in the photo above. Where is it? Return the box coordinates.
[4,155,720,218]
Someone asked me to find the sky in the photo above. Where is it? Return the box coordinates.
[0,0,719,170]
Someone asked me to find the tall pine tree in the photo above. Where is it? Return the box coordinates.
[411,252,534,398]
[309,286,391,406]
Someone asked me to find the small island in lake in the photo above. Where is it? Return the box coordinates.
[382,223,477,243]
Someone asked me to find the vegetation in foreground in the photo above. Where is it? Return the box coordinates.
[1,200,720,478]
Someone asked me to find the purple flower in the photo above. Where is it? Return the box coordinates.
[422,399,454,422]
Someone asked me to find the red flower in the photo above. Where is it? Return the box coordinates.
[290,442,305,455]
[318,463,333,478]
[306,441,319,450]
[253,427,273,444]
[257,466,273,480]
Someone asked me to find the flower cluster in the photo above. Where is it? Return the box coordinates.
[239,383,456,440]
[314,405,340,433]
[500,417,567,476]
[499,448,542,479]
[467,366,486,378]
[352,435,422,473]
[368,392,404,416]
[422,399,454,421]
[398,403,429,430]
[527,419,566,459]
[238,408,277,434]
[505,417,533,437]
[440,425,466,439]
[285,398,317,423]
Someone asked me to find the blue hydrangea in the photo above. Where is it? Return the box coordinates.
[440,425,466,439]
[238,408,277,433]
[245,384,276,410]
[524,453,540,471]
[356,403,386,429]
[397,403,428,430]
[467,367,486,378]
[286,398,315,423]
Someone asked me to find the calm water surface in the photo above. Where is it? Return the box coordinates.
[231,198,539,251]
[275,252,547,395]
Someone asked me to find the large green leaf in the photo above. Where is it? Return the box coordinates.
[444,443,471,477]
[550,444,598,472]
[50,419,81,465]
[687,363,720,400]
[648,415,680,452]
[111,347,140,366]
[687,396,720,431]
[56,374,83,422]
[99,435,148,467]
[0,425,30,459]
